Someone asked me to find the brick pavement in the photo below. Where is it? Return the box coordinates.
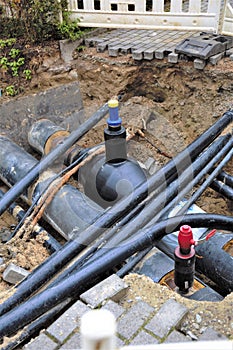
[24,274,228,349]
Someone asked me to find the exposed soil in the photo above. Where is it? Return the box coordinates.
[0,38,233,341]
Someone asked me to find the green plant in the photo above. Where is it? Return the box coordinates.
[57,12,82,41]
[0,38,16,49]
[5,85,17,96]
[0,38,32,96]
[23,69,32,80]
[0,56,8,69]
[9,48,20,58]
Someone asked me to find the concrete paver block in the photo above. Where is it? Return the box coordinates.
[3,263,30,284]
[209,52,225,65]
[168,52,179,63]
[24,333,57,350]
[199,327,228,341]
[47,300,90,343]
[80,274,128,308]
[194,58,206,70]
[117,301,154,339]
[130,330,159,345]
[60,332,81,349]
[102,300,125,320]
[145,299,188,339]
[164,330,191,343]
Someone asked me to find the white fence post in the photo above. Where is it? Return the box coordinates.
[189,0,201,13]
[81,309,116,350]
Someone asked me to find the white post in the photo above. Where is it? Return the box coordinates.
[170,0,183,13]
[189,0,201,13]
[81,310,116,350]
[152,0,164,12]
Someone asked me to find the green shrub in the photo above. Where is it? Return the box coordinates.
[0,0,82,43]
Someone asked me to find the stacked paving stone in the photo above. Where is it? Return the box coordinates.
[24,274,227,349]
[84,27,233,69]
[85,29,197,63]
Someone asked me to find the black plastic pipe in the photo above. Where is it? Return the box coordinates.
[152,135,233,221]
[0,111,232,316]
[217,170,233,188]
[0,102,109,216]
[210,179,233,201]
[2,299,71,350]
[0,213,232,339]
[0,137,103,239]
[176,147,233,216]
[85,133,232,258]
[0,190,61,253]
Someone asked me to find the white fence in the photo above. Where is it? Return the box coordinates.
[68,0,226,33]
[222,1,233,35]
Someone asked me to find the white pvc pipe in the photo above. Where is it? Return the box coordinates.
[81,309,116,350]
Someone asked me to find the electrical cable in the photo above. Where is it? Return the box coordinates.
[209,179,233,201]
[0,213,232,340]
[0,111,232,317]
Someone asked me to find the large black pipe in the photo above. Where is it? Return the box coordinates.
[0,213,232,339]
[85,133,232,258]
[0,137,103,239]
[1,299,72,350]
[0,102,109,216]
[0,111,232,317]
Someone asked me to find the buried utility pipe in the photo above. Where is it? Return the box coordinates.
[1,299,72,350]
[217,169,233,188]
[0,137,103,240]
[173,146,233,217]
[0,111,232,317]
[84,133,232,262]
[0,102,109,216]
[0,214,233,339]
[51,132,232,280]
[209,179,233,200]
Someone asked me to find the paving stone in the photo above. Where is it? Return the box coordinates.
[168,52,179,63]
[194,58,206,70]
[130,330,159,345]
[3,263,30,284]
[230,54,233,61]
[145,299,188,339]
[155,50,165,59]
[24,333,58,350]
[102,300,125,320]
[164,330,191,343]
[80,274,128,308]
[47,300,90,343]
[226,48,233,56]
[117,301,154,339]
[144,49,155,60]
[199,327,228,341]
[209,52,225,65]
[108,46,120,56]
[60,332,81,349]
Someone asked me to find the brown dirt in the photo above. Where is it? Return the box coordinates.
[0,39,233,340]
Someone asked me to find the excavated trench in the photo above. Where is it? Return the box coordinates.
[0,47,233,343]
